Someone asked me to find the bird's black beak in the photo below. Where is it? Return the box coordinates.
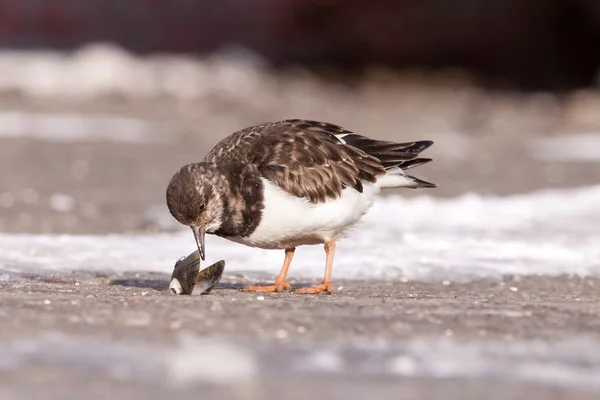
[191,225,206,260]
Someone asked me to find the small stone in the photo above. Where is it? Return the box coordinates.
[442,280,451,286]
[256,296,265,301]
[509,286,518,292]
[43,299,51,305]
[297,326,307,334]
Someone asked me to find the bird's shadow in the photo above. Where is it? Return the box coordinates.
[108,278,170,291]
[108,278,245,292]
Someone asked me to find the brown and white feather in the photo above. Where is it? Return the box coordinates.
[204,119,433,203]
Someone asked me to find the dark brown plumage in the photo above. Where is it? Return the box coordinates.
[166,118,435,294]
[203,119,434,203]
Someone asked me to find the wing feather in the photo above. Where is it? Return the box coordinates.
[204,119,433,203]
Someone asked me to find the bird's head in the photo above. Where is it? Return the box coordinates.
[166,162,225,260]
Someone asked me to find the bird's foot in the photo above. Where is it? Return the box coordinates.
[294,282,332,295]
[240,281,291,293]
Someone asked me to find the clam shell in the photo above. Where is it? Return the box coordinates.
[196,260,225,294]
[169,250,224,295]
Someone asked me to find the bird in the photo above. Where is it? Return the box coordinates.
[166,119,435,294]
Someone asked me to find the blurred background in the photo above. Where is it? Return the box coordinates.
[1,0,600,235]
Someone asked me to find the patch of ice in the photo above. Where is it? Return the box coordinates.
[0,273,9,282]
[294,350,345,373]
[1,185,600,281]
[531,132,600,162]
[0,332,257,386]
[382,337,600,391]
[166,333,258,385]
[0,43,268,100]
[0,111,172,144]
[2,332,600,392]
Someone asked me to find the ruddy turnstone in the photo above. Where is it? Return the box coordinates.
[166,119,435,294]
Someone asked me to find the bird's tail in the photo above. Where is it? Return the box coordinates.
[338,134,436,189]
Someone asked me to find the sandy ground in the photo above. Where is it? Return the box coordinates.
[1,273,600,400]
[1,73,600,399]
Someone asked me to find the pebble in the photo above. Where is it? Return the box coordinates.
[256,296,264,301]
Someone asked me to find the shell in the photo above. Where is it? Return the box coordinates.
[169,250,225,295]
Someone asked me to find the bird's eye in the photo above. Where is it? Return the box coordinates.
[199,204,205,211]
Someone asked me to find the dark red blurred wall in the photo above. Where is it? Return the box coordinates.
[0,0,599,90]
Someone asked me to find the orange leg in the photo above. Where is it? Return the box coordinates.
[241,248,295,293]
[294,240,335,294]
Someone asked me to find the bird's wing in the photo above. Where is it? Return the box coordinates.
[203,119,431,203]
[249,119,388,203]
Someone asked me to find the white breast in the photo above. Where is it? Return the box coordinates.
[229,178,379,249]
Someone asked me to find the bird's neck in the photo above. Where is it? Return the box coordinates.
[211,164,265,238]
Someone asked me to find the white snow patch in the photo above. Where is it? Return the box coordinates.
[166,334,258,385]
[3,333,600,391]
[1,185,600,281]
[531,132,600,162]
[295,350,345,373]
[0,332,257,387]
[0,111,172,144]
[379,337,600,391]
[0,43,268,100]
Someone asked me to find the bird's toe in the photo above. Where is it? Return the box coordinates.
[293,282,332,295]
[240,281,291,293]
